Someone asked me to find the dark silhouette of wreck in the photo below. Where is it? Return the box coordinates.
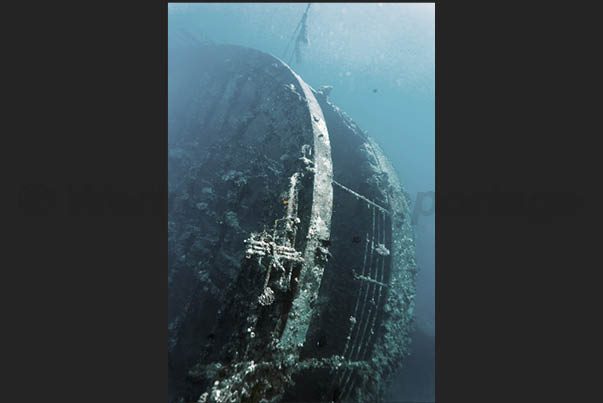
[168,44,418,403]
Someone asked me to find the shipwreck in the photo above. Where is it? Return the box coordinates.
[168,43,418,403]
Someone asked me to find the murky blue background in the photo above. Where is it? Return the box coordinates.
[168,3,434,401]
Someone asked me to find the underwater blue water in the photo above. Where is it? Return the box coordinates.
[168,3,434,401]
